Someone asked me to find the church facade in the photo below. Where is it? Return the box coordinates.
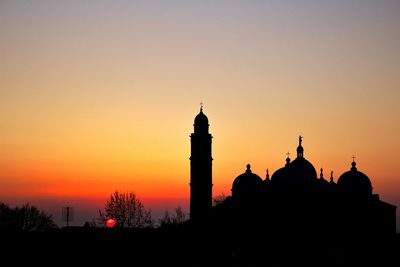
[189,107,397,236]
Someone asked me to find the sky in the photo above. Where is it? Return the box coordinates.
[1,0,399,228]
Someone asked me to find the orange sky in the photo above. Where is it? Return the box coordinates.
[1,1,399,227]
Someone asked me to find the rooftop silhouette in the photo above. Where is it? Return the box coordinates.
[186,107,398,266]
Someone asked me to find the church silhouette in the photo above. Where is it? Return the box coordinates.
[187,107,397,265]
[1,107,398,267]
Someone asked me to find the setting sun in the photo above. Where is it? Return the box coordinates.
[106,219,117,228]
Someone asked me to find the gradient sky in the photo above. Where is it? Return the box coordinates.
[1,0,399,228]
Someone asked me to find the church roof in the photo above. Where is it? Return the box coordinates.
[337,160,372,195]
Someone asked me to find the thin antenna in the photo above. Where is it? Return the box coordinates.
[62,206,74,227]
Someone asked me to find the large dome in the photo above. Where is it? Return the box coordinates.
[288,157,318,182]
[232,164,263,199]
[337,161,372,196]
[272,137,318,189]
[272,158,317,189]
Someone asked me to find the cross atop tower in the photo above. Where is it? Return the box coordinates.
[296,136,304,158]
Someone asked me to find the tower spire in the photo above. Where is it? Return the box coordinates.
[297,135,304,158]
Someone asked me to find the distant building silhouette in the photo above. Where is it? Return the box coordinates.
[190,110,397,237]
[190,106,213,220]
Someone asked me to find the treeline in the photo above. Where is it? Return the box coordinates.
[95,190,188,228]
[0,202,56,231]
[1,191,227,230]
[96,190,226,228]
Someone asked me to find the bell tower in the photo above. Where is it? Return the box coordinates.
[190,105,213,220]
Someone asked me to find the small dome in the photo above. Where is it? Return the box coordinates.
[194,107,209,134]
[232,164,263,199]
[271,165,288,182]
[271,166,290,189]
[194,108,208,125]
[271,157,290,182]
[337,161,372,196]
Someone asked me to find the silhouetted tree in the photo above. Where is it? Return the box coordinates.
[159,206,187,226]
[16,203,56,231]
[83,220,96,228]
[159,210,173,225]
[0,202,13,228]
[212,192,227,206]
[0,202,56,231]
[98,191,153,228]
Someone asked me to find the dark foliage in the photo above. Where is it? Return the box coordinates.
[98,191,153,228]
[159,206,188,226]
[0,202,56,231]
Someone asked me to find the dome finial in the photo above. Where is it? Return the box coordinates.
[200,101,203,112]
[296,135,304,158]
[266,169,270,180]
[285,152,291,166]
[246,164,251,173]
[320,168,324,179]
[330,171,334,183]
[351,155,357,171]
